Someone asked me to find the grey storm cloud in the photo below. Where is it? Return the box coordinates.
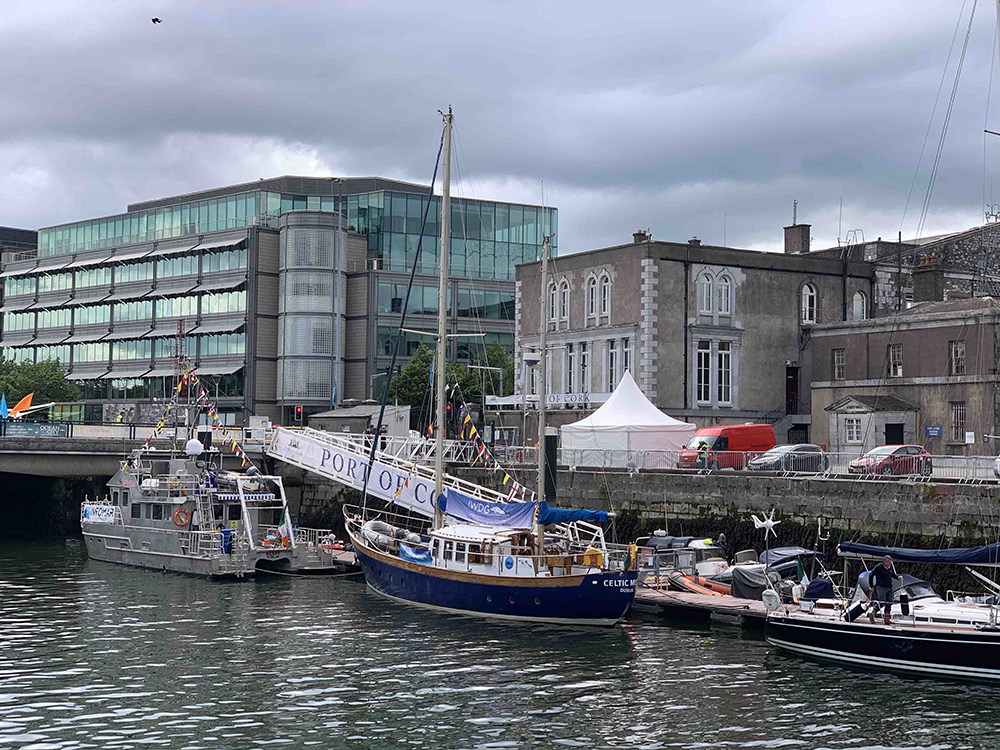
[3,0,1000,253]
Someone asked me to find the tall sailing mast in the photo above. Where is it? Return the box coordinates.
[536,233,551,554]
[433,109,453,531]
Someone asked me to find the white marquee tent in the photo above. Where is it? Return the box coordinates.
[560,370,696,454]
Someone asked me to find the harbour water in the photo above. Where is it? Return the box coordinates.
[2,542,998,749]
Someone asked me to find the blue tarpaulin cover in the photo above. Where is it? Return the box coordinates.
[399,543,432,564]
[437,489,608,529]
[839,540,1000,566]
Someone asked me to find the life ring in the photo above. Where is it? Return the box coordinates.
[516,450,524,463]
[173,508,191,527]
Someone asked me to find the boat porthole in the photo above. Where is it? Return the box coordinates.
[400,577,405,586]
[534,597,541,605]
[486,594,492,603]
[592,580,598,585]
[508,596,515,604]
[389,574,393,583]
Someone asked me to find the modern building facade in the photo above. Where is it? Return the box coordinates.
[0,227,37,260]
[516,228,873,442]
[1,177,552,425]
[810,298,1000,455]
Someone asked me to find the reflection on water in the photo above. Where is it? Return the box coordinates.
[1,542,997,749]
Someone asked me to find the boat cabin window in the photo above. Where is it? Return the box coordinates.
[468,543,483,564]
[119,492,128,507]
[131,503,142,519]
[228,505,241,521]
[151,504,163,521]
[145,503,153,519]
[444,540,454,561]
[213,505,223,521]
[455,542,467,564]
[111,490,120,505]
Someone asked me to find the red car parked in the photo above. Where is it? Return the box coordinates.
[847,445,933,476]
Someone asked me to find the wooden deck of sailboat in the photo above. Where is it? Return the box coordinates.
[633,587,767,630]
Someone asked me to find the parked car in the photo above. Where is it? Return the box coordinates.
[677,423,777,470]
[746,444,829,473]
[848,445,932,476]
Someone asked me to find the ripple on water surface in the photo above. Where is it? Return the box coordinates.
[1,542,998,749]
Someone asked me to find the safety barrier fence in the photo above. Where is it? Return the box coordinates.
[560,449,1000,484]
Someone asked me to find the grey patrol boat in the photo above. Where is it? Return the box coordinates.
[81,439,348,577]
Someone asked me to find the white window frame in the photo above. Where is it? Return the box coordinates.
[833,348,846,381]
[801,283,817,324]
[559,279,570,329]
[567,343,575,394]
[888,343,903,378]
[845,417,862,444]
[696,341,711,404]
[698,274,713,315]
[606,339,618,391]
[852,291,867,321]
[717,275,731,315]
[580,342,589,392]
[950,340,966,376]
[547,282,557,330]
[585,275,597,324]
[599,273,611,321]
[717,341,731,405]
[622,337,632,377]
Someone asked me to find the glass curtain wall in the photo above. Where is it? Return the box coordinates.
[38,189,556,282]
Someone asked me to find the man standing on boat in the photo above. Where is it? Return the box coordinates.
[868,555,902,625]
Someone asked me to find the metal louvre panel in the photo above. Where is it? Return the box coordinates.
[283,270,333,313]
[287,227,334,269]
[280,359,331,399]
[282,316,333,356]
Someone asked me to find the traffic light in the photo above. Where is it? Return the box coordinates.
[294,405,303,423]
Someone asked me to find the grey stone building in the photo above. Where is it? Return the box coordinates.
[516,226,873,442]
[810,221,1000,313]
[1,177,549,425]
[810,297,1000,456]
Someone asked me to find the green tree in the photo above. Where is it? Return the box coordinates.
[474,342,515,397]
[0,358,81,406]
[384,344,484,407]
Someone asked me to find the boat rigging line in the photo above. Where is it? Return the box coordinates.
[359,116,447,518]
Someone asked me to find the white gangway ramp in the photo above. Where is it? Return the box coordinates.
[265,427,511,518]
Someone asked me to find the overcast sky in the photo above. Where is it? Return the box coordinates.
[4,0,1000,253]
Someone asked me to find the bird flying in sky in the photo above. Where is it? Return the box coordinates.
[151,17,162,24]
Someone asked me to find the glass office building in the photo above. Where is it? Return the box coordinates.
[3,177,554,423]
[38,180,556,282]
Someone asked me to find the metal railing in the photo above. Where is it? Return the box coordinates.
[561,448,1000,483]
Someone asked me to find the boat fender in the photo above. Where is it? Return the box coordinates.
[173,508,191,527]
[900,592,910,617]
[762,589,781,612]
[404,532,422,544]
[516,450,523,463]
[844,600,867,623]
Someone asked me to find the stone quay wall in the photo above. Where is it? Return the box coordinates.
[298,464,999,541]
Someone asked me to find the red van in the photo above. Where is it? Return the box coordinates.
[677,424,777,470]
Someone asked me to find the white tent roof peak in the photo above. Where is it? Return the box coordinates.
[560,370,695,456]
[578,370,689,428]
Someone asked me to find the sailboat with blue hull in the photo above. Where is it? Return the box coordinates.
[345,109,636,625]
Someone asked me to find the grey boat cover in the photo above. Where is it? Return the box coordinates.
[731,566,775,600]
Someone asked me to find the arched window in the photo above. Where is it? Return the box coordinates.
[852,291,867,321]
[698,274,713,314]
[586,275,597,322]
[717,275,732,315]
[559,279,570,327]
[547,282,557,327]
[599,273,612,319]
[801,283,817,324]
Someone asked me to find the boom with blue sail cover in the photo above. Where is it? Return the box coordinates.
[839,540,1000,567]
[437,488,608,528]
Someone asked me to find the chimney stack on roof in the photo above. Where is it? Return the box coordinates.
[688,237,701,246]
[784,223,811,254]
[633,229,651,244]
